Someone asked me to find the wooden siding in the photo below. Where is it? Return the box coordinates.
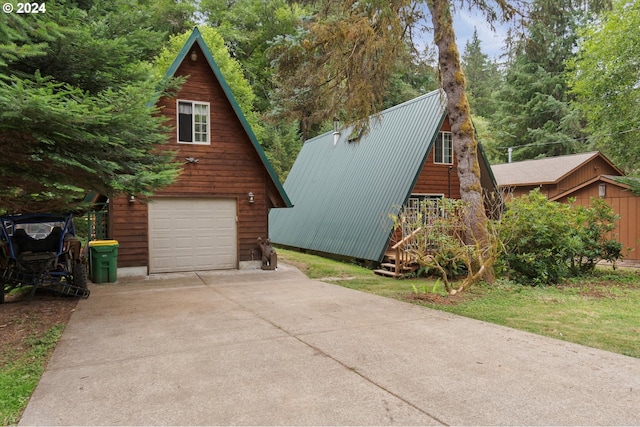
[507,155,621,200]
[111,42,275,269]
[110,196,149,268]
[411,118,461,198]
[556,182,639,262]
[412,149,461,198]
[387,119,462,249]
[496,152,638,262]
[510,185,555,199]
[552,157,620,197]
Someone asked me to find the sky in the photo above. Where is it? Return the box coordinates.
[453,10,510,60]
[415,5,512,62]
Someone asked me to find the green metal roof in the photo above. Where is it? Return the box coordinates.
[166,28,291,208]
[269,90,449,262]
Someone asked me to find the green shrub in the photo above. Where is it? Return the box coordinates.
[499,189,622,285]
[569,197,622,273]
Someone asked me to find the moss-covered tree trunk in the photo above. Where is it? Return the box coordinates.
[428,0,493,281]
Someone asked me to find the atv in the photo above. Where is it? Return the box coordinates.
[1,213,89,303]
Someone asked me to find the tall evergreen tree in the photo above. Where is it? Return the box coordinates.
[0,0,194,213]
[491,0,594,162]
[461,28,499,119]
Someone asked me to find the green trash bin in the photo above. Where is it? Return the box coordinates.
[88,240,119,283]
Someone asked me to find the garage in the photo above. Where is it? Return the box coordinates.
[148,198,237,273]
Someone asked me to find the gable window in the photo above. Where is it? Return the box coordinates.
[178,100,209,144]
[434,131,453,164]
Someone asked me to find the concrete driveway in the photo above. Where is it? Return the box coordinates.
[19,264,640,426]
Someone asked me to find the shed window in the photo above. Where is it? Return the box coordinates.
[178,100,209,144]
[434,131,453,164]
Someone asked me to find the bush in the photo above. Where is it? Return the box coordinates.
[499,189,622,285]
[570,197,623,273]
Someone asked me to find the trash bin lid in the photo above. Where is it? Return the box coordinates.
[88,240,119,247]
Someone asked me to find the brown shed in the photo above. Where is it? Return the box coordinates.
[109,28,291,276]
[492,152,639,263]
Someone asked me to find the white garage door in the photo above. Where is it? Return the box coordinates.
[148,198,237,273]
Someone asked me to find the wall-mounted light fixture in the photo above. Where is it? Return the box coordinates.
[190,50,198,61]
[185,157,199,164]
[599,183,606,198]
[128,195,135,204]
[248,192,255,203]
[333,117,341,146]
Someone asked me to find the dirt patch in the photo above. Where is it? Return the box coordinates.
[0,291,77,364]
[402,291,470,306]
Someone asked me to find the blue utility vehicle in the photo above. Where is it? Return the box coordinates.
[1,213,89,303]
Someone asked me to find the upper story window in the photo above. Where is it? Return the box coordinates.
[434,131,453,164]
[178,100,209,144]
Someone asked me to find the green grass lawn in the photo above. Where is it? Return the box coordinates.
[0,324,64,425]
[279,248,640,358]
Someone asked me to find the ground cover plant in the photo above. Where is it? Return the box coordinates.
[279,248,640,359]
[0,294,77,425]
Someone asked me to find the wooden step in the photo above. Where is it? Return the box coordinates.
[373,269,399,277]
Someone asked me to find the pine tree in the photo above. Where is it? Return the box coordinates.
[491,0,605,163]
[0,0,194,213]
[461,28,500,119]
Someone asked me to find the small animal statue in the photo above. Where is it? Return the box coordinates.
[257,237,277,270]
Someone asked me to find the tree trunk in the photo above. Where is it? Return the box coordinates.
[428,0,494,282]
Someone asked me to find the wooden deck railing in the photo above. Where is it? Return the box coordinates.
[390,227,422,276]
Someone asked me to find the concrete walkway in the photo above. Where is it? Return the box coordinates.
[19,264,640,426]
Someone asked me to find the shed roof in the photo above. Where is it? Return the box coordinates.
[269,90,454,262]
[166,28,291,208]
[491,151,623,187]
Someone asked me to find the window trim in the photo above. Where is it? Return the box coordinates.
[434,131,453,165]
[177,99,210,145]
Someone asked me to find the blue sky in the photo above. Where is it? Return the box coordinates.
[453,10,509,60]
[415,8,510,62]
